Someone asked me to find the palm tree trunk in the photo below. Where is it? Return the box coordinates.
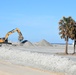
[73,40,76,54]
[65,36,68,54]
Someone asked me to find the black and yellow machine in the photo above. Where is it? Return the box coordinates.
[0,28,24,44]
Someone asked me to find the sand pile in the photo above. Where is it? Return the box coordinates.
[34,39,52,46]
[22,39,52,47]
[23,41,34,47]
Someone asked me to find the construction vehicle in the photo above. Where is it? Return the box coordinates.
[0,28,24,44]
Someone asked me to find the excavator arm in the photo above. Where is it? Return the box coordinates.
[5,28,24,41]
[0,28,24,43]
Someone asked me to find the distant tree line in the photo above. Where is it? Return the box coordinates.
[59,16,76,54]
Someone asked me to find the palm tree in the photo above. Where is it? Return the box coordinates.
[59,16,73,54]
[69,21,76,54]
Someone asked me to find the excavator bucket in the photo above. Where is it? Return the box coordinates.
[18,36,24,41]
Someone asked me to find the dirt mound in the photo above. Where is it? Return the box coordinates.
[34,39,52,46]
[23,41,34,47]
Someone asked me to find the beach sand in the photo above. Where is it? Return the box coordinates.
[0,40,75,75]
[0,60,65,75]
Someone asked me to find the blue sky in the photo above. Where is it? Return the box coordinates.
[0,0,76,43]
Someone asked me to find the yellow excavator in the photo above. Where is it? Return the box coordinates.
[0,28,24,44]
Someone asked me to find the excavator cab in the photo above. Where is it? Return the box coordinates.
[0,38,8,43]
[0,38,5,43]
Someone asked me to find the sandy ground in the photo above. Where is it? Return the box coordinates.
[0,60,65,75]
[0,41,76,75]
